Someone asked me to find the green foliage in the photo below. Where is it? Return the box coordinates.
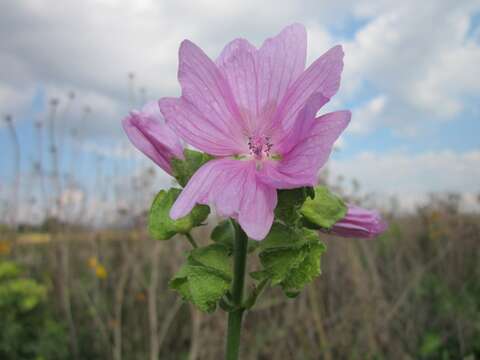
[169,244,232,312]
[171,149,214,187]
[0,261,21,280]
[275,187,314,226]
[300,185,347,229]
[415,273,480,358]
[211,220,259,253]
[0,260,68,359]
[420,333,443,357]
[251,223,326,296]
[148,188,210,240]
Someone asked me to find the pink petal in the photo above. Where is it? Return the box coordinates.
[160,97,246,156]
[276,45,344,131]
[122,101,184,174]
[237,164,277,240]
[330,205,388,238]
[273,92,329,155]
[216,24,307,135]
[159,40,246,156]
[216,39,258,134]
[170,159,277,240]
[258,94,349,188]
[277,110,350,180]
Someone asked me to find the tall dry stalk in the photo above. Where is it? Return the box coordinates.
[47,97,80,359]
[113,240,134,360]
[4,114,20,235]
[148,241,162,360]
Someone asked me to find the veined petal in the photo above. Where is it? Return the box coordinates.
[160,97,246,156]
[274,92,329,155]
[160,40,246,156]
[216,38,258,134]
[216,24,307,135]
[256,23,307,134]
[122,101,184,174]
[170,159,277,240]
[274,109,351,184]
[238,168,277,241]
[276,45,344,130]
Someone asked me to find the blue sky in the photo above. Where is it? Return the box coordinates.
[1,0,479,222]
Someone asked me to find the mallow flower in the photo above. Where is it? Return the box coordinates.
[122,101,184,175]
[329,205,387,238]
[159,23,351,240]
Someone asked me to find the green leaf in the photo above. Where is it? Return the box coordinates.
[210,220,260,253]
[252,223,326,295]
[211,220,233,249]
[280,241,326,293]
[420,333,442,357]
[185,265,231,313]
[188,243,232,276]
[168,244,232,313]
[300,186,347,229]
[169,264,192,301]
[171,149,214,187]
[148,188,210,240]
[275,187,314,225]
[0,261,22,281]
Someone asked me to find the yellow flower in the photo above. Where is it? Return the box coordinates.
[0,241,11,255]
[87,257,98,269]
[135,292,146,302]
[95,264,107,279]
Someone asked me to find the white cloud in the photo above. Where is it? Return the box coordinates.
[348,95,387,134]
[1,0,479,137]
[329,149,480,210]
[341,0,480,134]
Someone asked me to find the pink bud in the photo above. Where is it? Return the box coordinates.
[329,205,387,238]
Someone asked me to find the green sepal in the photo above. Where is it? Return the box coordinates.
[210,220,260,253]
[300,186,347,230]
[171,149,214,187]
[168,244,232,313]
[275,187,314,226]
[148,188,210,240]
[251,223,326,296]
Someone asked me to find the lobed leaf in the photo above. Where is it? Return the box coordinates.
[148,188,210,240]
[274,187,314,225]
[169,244,232,313]
[171,149,214,187]
[210,220,259,253]
[300,186,347,229]
[251,223,326,296]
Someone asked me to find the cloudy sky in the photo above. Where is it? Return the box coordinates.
[1,0,479,220]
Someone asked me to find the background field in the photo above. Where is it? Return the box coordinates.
[1,178,480,359]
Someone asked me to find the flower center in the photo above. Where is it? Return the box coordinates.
[247,136,272,160]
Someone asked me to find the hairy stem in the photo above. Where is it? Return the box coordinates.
[225,220,248,360]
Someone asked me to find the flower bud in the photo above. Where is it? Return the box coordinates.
[122,101,184,174]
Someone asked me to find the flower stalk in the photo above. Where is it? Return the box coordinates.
[225,220,248,360]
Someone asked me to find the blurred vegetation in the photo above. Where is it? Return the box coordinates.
[1,192,479,360]
[0,261,68,359]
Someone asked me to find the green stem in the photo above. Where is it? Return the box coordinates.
[185,233,197,248]
[225,220,248,360]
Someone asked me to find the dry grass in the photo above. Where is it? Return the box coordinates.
[2,202,479,360]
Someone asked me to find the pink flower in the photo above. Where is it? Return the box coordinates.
[329,205,387,238]
[160,24,350,240]
[122,101,184,175]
